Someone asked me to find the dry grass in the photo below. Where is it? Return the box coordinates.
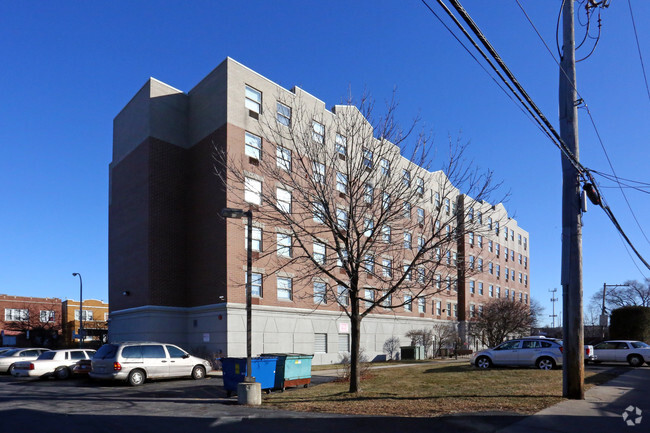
[265,362,621,417]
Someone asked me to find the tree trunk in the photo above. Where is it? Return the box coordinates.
[349,306,362,393]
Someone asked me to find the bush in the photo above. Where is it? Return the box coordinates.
[610,306,650,342]
[337,349,371,380]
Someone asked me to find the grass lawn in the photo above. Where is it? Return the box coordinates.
[265,362,620,417]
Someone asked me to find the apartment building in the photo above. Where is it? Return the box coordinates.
[0,294,62,347]
[109,57,530,363]
[61,299,109,347]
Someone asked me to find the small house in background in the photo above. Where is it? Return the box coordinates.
[0,294,62,347]
[61,299,109,348]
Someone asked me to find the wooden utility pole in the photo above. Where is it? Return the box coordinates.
[559,0,584,400]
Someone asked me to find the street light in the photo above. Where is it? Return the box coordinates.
[72,273,83,348]
[220,207,256,388]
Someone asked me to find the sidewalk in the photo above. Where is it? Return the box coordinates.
[498,367,650,433]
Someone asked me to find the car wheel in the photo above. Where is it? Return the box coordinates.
[628,355,644,368]
[191,365,206,380]
[55,367,71,380]
[536,357,556,370]
[8,364,16,376]
[128,369,145,386]
[476,356,492,369]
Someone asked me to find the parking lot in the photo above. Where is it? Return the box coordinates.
[0,363,643,433]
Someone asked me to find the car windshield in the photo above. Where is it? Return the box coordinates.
[0,349,21,357]
[631,341,650,349]
[93,344,119,359]
[37,351,56,360]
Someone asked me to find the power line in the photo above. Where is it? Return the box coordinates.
[627,0,650,106]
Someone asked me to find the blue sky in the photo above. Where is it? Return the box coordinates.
[0,1,648,326]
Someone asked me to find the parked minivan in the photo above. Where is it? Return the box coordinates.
[89,342,212,386]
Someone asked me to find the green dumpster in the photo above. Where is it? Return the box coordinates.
[263,353,313,391]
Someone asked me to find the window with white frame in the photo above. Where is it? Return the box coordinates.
[364,183,373,203]
[417,208,425,225]
[314,281,327,304]
[381,291,392,308]
[478,304,484,315]
[314,333,327,353]
[362,148,373,168]
[488,240,493,252]
[277,233,292,258]
[478,282,484,295]
[75,310,93,321]
[435,247,441,260]
[382,259,393,278]
[312,120,324,144]
[525,293,528,304]
[404,294,412,311]
[435,273,441,290]
[403,201,411,219]
[444,198,450,214]
[404,232,412,249]
[446,251,451,265]
[336,133,347,156]
[446,276,452,291]
[504,227,509,241]
[416,177,424,196]
[469,232,474,245]
[518,253,523,264]
[40,310,55,322]
[247,272,263,297]
[382,225,391,243]
[245,132,262,160]
[364,254,375,273]
[364,218,374,237]
[314,202,326,223]
[418,235,425,250]
[496,264,500,277]
[435,300,442,316]
[402,169,411,187]
[337,285,349,306]
[446,302,452,317]
[488,217,493,230]
[505,267,509,281]
[511,250,515,261]
[336,172,347,194]
[380,158,390,177]
[314,241,326,264]
[244,226,262,252]
[452,251,457,267]
[382,192,390,210]
[245,85,262,114]
[277,187,291,213]
[417,266,425,283]
[524,256,528,268]
[277,276,292,300]
[477,211,482,224]
[496,286,501,298]
[469,255,475,269]
[489,285,494,297]
[489,262,493,274]
[336,208,348,230]
[495,243,500,257]
[276,146,291,172]
[524,237,528,250]
[505,247,509,261]
[511,231,515,241]
[495,221,500,236]
[518,234,522,245]
[519,272,523,283]
[276,102,291,126]
[418,297,425,313]
[364,289,375,308]
[470,280,475,294]
[478,258,483,271]
[244,177,262,205]
[403,264,412,281]
[434,192,441,209]
[337,249,348,267]
[511,269,516,281]
[505,288,510,298]
[312,161,325,183]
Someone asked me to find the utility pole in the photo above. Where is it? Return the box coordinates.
[559,0,584,400]
[549,288,558,328]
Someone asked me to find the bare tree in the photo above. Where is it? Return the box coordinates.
[590,279,650,311]
[469,297,536,347]
[431,322,457,357]
[216,91,502,393]
[3,300,62,347]
[405,328,434,357]
[382,336,401,361]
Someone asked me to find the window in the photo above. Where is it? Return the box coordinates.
[276,102,291,126]
[446,276,452,291]
[314,333,328,353]
[525,275,528,286]
[404,232,412,249]
[446,302,452,317]
[245,85,261,114]
[418,235,425,250]
[364,289,375,308]
[336,209,348,230]
[511,269,516,281]
[417,266,425,283]
[382,225,391,243]
[336,172,347,194]
[445,225,451,238]
[362,148,373,169]
[403,202,411,219]
[478,282,484,295]
[525,293,528,303]
[519,292,523,302]
[435,247,441,260]
[382,259,393,278]
[276,146,291,172]
[505,267,509,281]
[338,334,350,352]
[314,202,326,223]
[505,288,509,298]
[504,247,509,261]
[337,285,349,306]
[470,280,475,294]
[518,234,522,245]
[312,161,325,183]
[478,258,483,272]
[244,177,261,205]
[469,256,475,270]
[382,192,391,210]
[511,250,515,261]
[452,251,457,267]
[381,291,392,308]
[470,304,476,317]
[364,218,374,237]
[314,242,326,264]
[277,187,291,213]
[417,208,425,225]
[75,310,93,321]
[446,251,451,265]
[444,198,450,214]
[364,183,374,204]
[524,237,528,250]
[402,169,411,187]
[435,274,441,289]
[489,285,494,297]
[518,253,523,264]
[403,264,412,281]
[478,305,484,316]
[496,264,501,278]
[247,272,263,297]
[40,310,55,322]
[511,231,515,241]
[468,208,474,221]
[504,227,509,241]
[524,256,528,269]
[244,226,262,252]
[469,232,474,245]
[364,254,375,274]
[277,233,292,258]
[495,243,500,257]
[435,300,442,316]
[166,345,187,359]
[380,158,390,177]
[487,217,493,230]
[416,177,424,196]
[496,287,501,298]
[245,132,262,160]
[404,295,412,311]
[314,282,327,304]
[337,249,348,267]
[312,120,325,144]
[418,297,425,313]
[489,262,494,275]
[336,133,347,156]
[488,240,493,252]
[477,211,482,224]
[277,276,293,300]
[495,221,500,236]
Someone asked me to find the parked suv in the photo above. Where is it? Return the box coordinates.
[470,337,563,370]
[89,342,212,386]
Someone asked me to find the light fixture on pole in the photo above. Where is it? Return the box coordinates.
[221,206,260,405]
[72,273,83,348]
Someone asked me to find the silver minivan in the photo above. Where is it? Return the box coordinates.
[89,342,212,386]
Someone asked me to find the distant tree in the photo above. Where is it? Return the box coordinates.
[3,300,62,347]
[469,298,536,347]
[405,328,434,357]
[589,279,650,312]
[216,92,502,393]
[382,336,401,361]
[431,322,458,357]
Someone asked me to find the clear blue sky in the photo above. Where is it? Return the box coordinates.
[1,1,648,326]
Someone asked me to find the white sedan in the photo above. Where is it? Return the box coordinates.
[593,340,650,367]
[0,348,49,375]
[12,349,96,379]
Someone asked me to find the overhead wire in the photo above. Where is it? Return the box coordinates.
[627,0,650,105]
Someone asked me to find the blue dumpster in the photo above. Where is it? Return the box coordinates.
[220,357,279,396]
[263,353,313,391]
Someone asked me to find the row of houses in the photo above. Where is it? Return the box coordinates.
[0,294,108,348]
